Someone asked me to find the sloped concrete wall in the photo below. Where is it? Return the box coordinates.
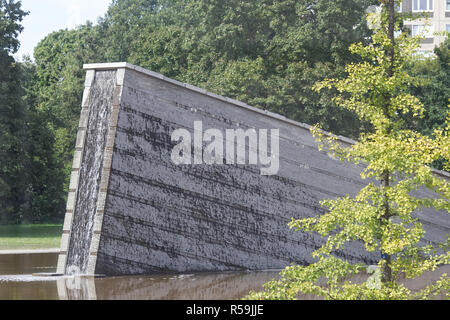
[58,63,450,276]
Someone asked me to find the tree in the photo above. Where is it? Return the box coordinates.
[401,38,450,171]
[98,0,164,62]
[0,0,28,223]
[246,0,449,300]
[27,24,105,223]
[405,38,450,138]
[0,0,26,55]
[124,0,378,138]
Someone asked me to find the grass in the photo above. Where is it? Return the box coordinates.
[0,224,62,251]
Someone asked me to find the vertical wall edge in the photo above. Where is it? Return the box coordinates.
[86,68,125,275]
[56,69,96,274]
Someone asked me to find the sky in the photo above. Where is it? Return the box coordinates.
[15,0,112,60]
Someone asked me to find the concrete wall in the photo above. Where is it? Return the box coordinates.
[58,63,450,276]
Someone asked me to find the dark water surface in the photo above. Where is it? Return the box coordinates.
[0,251,448,300]
[0,251,280,300]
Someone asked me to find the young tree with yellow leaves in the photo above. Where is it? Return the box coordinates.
[246,0,449,300]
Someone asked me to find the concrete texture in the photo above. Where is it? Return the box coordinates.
[58,62,450,276]
[400,0,450,51]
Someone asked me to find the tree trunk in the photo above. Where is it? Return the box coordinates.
[381,170,393,283]
[380,0,396,284]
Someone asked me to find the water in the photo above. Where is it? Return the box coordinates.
[0,251,280,300]
[0,250,58,275]
[0,251,448,300]
[65,71,116,274]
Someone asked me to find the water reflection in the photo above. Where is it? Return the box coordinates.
[57,277,97,300]
[55,272,279,300]
[0,252,448,300]
[0,251,57,275]
[0,251,281,300]
[0,271,280,300]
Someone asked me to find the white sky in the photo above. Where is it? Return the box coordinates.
[15,0,112,60]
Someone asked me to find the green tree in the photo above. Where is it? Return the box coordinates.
[28,24,105,223]
[0,0,26,55]
[405,38,450,138]
[124,0,378,138]
[0,0,28,223]
[99,0,164,62]
[246,0,449,300]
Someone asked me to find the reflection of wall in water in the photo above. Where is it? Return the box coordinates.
[95,272,281,300]
[54,266,450,300]
[57,276,97,300]
[55,271,280,300]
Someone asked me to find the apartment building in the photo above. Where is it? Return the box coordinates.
[400,0,450,52]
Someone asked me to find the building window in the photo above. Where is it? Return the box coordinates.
[415,50,434,58]
[446,24,450,33]
[411,24,434,37]
[412,0,433,11]
[446,0,450,11]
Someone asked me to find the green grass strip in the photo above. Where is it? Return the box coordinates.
[0,224,62,250]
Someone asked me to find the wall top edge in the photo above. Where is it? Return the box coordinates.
[83,62,130,70]
[84,63,318,130]
[82,62,449,180]
[83,63,352,140]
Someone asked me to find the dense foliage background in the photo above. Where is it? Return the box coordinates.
[0,0,448,224]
